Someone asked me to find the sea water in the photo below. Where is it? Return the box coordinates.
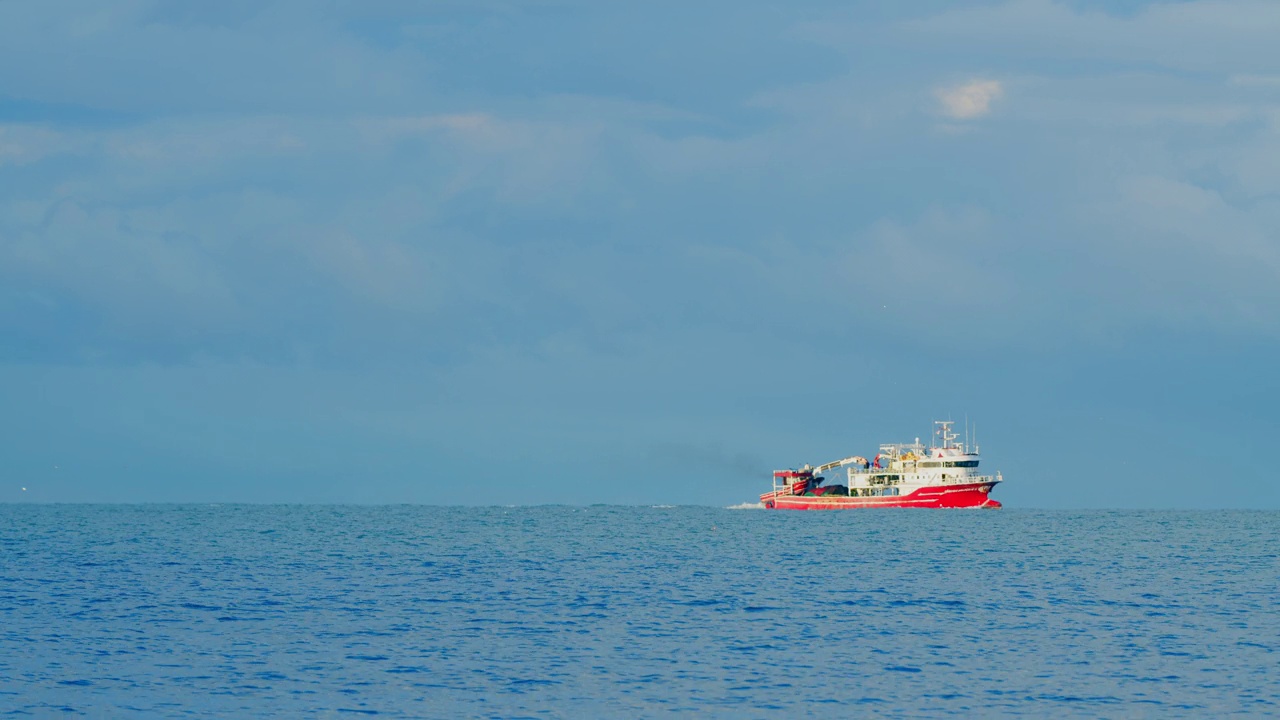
[1,505,1276,718]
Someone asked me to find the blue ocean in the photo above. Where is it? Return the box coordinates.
[1,505,1276,717]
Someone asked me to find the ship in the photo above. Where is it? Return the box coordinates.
[759,420,1002,509]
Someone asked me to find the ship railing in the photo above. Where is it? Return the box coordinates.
[845,473,1001,487]
[936,474,999,485]
[770,477,800,493]
[847,464,985,474]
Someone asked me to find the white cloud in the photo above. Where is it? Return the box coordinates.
[1,198,239,331]
[898,0,1280,73]
[0,124,77,166]
[1230,74,1280,87]
[935,79,1004,120]
[301,229,440,314]
[1079,175,1280,332]
[360,113,494,142]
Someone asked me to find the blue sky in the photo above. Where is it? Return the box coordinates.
[2,0,1278,506]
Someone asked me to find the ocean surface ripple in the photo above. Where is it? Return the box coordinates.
[1,506,1277,717]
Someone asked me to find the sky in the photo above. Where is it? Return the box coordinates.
[2,0,1278,507]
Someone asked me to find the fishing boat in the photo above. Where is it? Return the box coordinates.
[760,421,1002,509]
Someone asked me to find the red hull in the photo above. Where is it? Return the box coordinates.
[760,481,1001,510]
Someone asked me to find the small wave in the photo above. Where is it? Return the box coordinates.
[650,504,677,509]
[726,502,765,510]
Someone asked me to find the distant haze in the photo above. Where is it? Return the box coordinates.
[2,1,1278,507]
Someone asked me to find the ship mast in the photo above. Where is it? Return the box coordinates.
[934,420,958,450]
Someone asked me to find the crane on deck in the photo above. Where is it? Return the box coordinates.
[800,456,870,476]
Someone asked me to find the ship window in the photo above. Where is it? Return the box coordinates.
[944,460,979,468]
